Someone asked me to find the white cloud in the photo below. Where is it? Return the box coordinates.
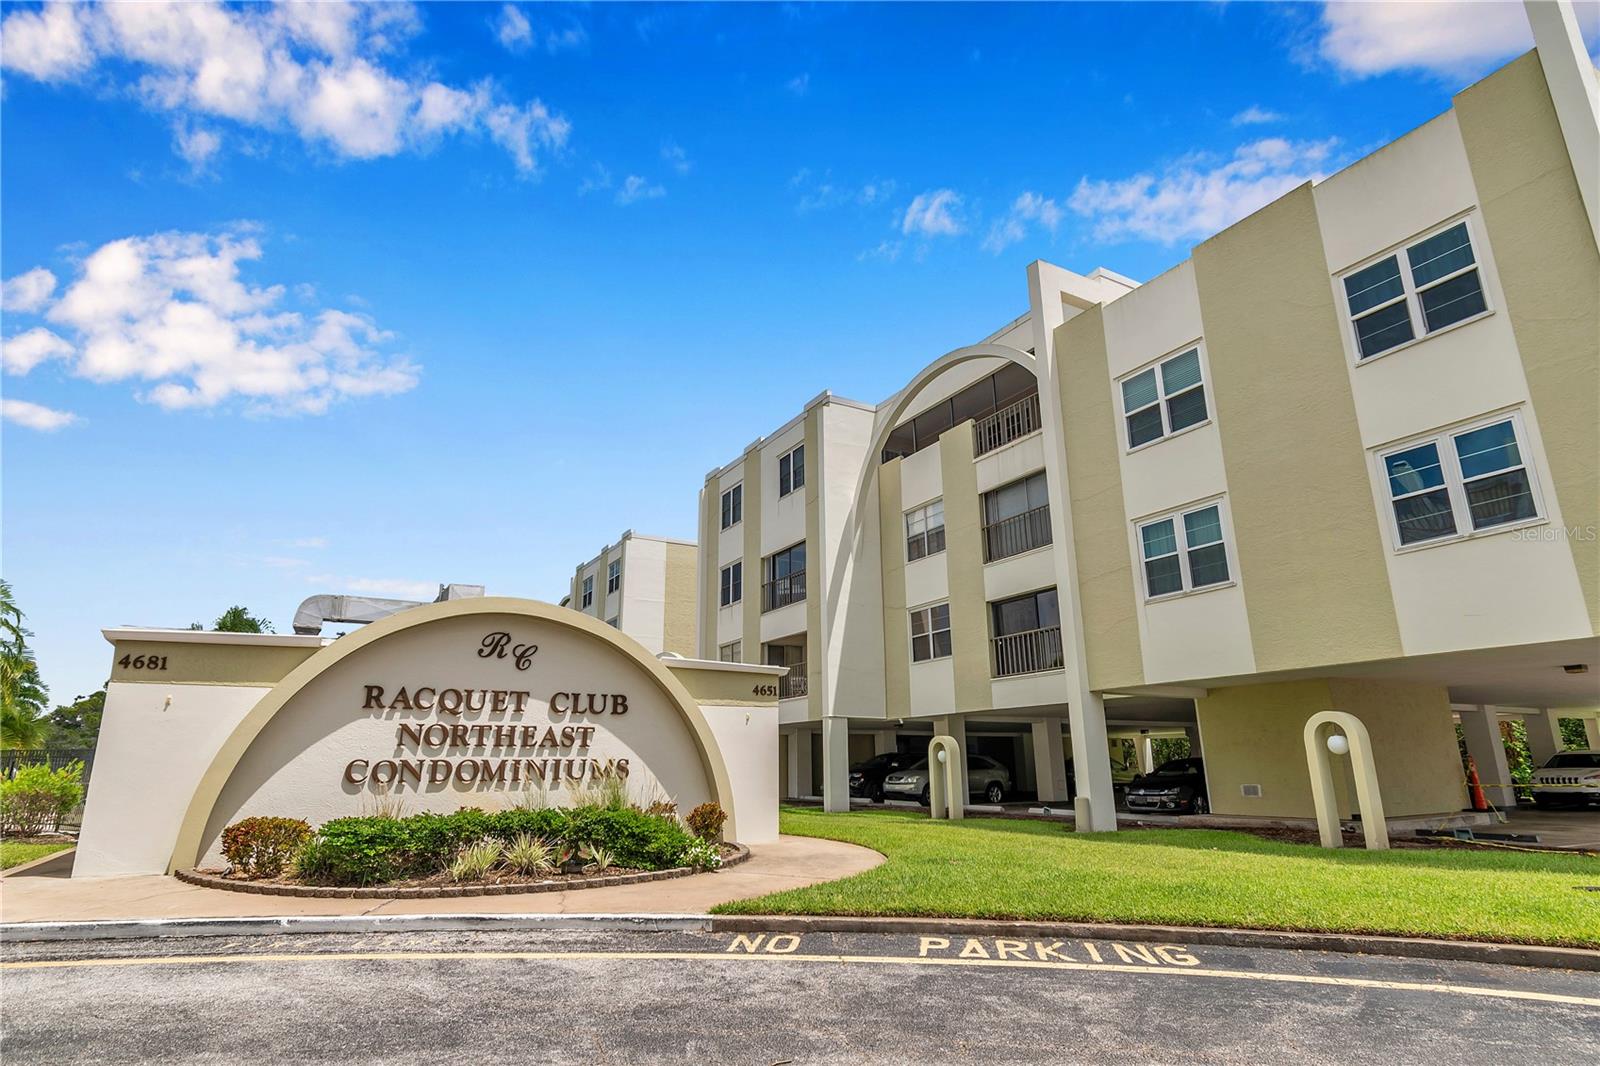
[8,226,419,415]
[2,328,74,375]
[661,141,691,175]
[578,163,613,195]
[2,267,58,312]
[616,174,665,205]
[0,1,569,174]
[2,398,78,432]
[1068,138,1339,245]
[309,574,438,600]
[857,240,902,263]
[288,535,329,549]
[1231,105,1283,126]
[1316,0,1599,80]
[983,191,1064,254]
[901,189,965,237]
[495,3,533,51]
[786,73,810,96]
[791,169,898,212]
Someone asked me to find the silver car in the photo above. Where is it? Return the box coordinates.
[882,754,1012,805]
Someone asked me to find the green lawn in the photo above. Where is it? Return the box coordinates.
[0,840,74,871]
[714,807,1600,947]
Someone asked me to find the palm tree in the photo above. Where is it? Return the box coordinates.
[1,653,49,750]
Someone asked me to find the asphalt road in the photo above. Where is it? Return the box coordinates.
[3,928,1598,1064]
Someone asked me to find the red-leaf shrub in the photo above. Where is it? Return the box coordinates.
[221,816,312,878]
[685,802,727,842]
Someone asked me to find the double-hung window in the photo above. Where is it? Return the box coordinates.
[719,561,742,607]
[905,500,946,561]
[1120,347,1208,450]
[779,445,805,497]
[909,603,952,662]
[606,559,621,593]
[1342,219,1489,361]
[718,640,742,663]
[580,575,594,608]
[1138,502,1231,599]
[1380,415,1539,548]
[720,484,742,529]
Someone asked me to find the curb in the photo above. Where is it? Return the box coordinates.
[709,915,1600,972]
[173,843,749,899]
[0,913,715,943]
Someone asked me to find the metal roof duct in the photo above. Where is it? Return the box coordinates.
[292,583,485,635]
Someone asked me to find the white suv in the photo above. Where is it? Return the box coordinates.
[1530,750,1600,809]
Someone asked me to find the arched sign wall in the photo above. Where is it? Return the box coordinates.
[171,598,737,872]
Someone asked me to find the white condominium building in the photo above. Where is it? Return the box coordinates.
[693,28,1600,830]
[564,531,699,658]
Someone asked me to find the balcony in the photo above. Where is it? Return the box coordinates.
[762,570,806,612]
[991,626,1064,678]
[779,663,808,700]
[983,505,1052,563]
[972,391,1041,457]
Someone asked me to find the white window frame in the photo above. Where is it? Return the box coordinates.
[718,640,742,663]
[719,561,743,607]
[606,559,621,593]
[908,601,952,663]
[606,616,620,629]
[1116,341,1211,453]
[778,444,805,498]
[1374,409,1545,553]
[904,499,946,561]
[1338,213,1495,367]
[720,483,742,530]
[1134,497,1236,602]
[580,574,594,608]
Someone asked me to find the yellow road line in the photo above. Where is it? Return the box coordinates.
[4,949,1598,1008]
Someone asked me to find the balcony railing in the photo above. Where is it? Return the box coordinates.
[982,505,1052,562]
[762,570,806,612]
[779,663,808,700]
[991,626,1064,678]
[973,391,1041,457]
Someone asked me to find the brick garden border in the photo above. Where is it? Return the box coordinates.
[176,843,748,899]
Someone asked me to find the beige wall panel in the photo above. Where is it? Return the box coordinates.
[879,457,912,720]
[909,657,956,717]
[1100,260,1205,379]
[699,481,719,658]
[763,419,808,558]
[980,545,1057,605]
[973,432,1046,494]
[663,542,700,658]
[804,408,824,698]
[1055,309,1144,690]
[1455,52,1600,631]
[108,640,319,687]
[1197,678,1463,819]
[938,422,992,711]
[899,441,944,509]
[822,401,888,720]
[742,444,763,664]
[1192,185,1403,672]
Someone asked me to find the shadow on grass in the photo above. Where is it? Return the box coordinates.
[782,806,1598,876]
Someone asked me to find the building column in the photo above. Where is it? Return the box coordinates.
[1525,709,1564,770]
[1586,717,1600,750]
[792,728,814,799]
[1136,735,1154,775]
[1184,725,1203,760]
[1458,705,1516,808]
[933,715,969,800]
[822,718,851,812]
[874,731,898,756]
[1031,719,1069,803]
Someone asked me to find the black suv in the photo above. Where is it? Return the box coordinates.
[1125,758,1209,815]
[848,752,914,802]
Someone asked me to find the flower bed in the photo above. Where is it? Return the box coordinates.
[200,802,735,895]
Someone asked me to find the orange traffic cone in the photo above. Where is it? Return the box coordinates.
[1465,756,1488,811]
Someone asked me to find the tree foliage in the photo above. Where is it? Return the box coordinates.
[47,689,106,749]
[0,579,49,751]
[194,605,275,633]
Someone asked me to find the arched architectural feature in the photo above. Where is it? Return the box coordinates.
[926,734,965,821]
[167,597,740,873]
[1303,710,1389,850]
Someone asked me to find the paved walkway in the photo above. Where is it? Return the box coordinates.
[0,835,882,924]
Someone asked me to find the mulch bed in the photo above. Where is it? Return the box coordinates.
[178,842,747,899]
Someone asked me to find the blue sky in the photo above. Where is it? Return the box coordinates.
[3,1,1594,703]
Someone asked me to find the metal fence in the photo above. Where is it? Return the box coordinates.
[779,663,809,700]
[991,626,1064,678]
[982,505,1053,562]
[762,570,807,612]
[973,391,1041,456]
[2,747,95,832]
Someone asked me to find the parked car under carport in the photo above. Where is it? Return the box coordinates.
[1125,757,1209,815]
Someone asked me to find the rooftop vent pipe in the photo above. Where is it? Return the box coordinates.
[292,583,486,635]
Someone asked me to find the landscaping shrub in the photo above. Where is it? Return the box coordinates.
[504,833,555,875]
[449,839,502,882]
[0,760,84,836]
[220,816,311,878]
[681,838,723,870]
[288,805,701,886]
[685,802,727,842]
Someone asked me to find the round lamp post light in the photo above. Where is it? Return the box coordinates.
[1326,733,1350,756]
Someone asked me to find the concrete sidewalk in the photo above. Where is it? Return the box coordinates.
[0,835,882,924]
